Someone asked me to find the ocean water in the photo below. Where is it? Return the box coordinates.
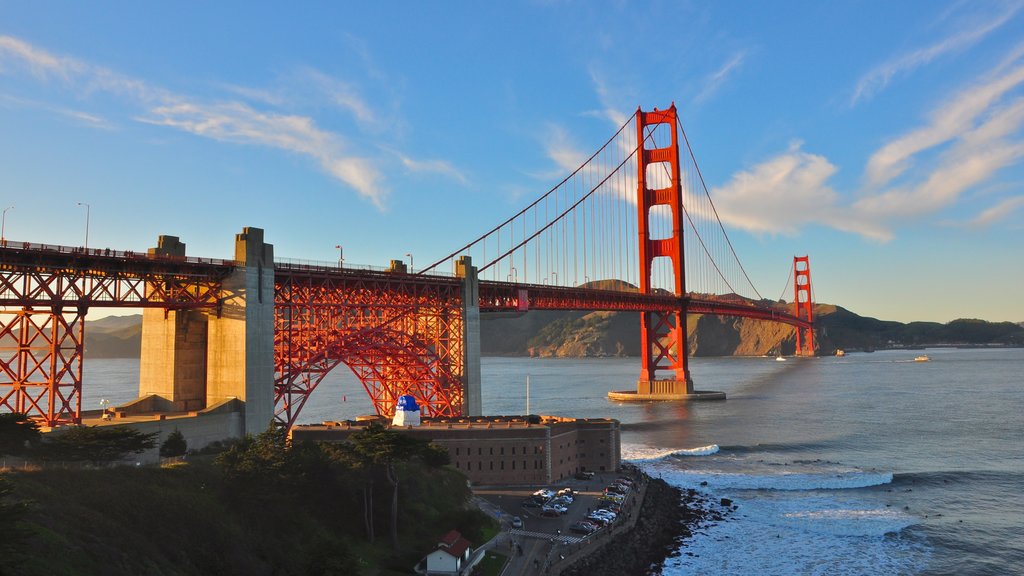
[83,348,1024,575]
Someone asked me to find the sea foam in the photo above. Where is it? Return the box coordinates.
[621,443,720,462]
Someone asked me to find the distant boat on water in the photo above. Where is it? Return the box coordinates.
[775,355,787,362]
[915,355,930,362]
[835,349,846,357]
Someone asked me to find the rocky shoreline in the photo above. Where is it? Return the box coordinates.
[559,473,726,576]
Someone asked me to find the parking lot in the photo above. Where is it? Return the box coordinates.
[474,470,640,538]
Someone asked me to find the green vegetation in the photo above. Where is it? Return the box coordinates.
[35,425,157,465]
[473,550,510,576]
[0,422,495,575]
[0,412,41,457]
[158,429,187,458]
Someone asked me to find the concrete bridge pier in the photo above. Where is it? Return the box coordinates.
[137,227,275,435]
[457,255,482,417]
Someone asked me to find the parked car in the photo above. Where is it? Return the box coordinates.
[543,504,568,515]
[551,496,573,506]
[540,508,561,518]
[511,516,523,529]
[521,499,541,508]
[533,489,555,499]
[557,488,576,497]
[570,521,597,534]
[575,471,595,480]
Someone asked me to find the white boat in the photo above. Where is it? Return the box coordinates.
[775,355,786,362]
[915,355,930,362]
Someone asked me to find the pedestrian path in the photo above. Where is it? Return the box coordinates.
[509,528,584,544]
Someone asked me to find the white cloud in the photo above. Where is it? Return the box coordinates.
[0,34,412,208]
[865,63,1024,186]
[711,143,858,236]
[968,195,1024,227]
[140,101,386,207]
[544,124,589,174]
[851,4,1021,105]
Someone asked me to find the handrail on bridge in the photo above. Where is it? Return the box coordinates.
[0,238,237,267]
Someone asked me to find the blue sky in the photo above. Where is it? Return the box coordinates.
[1,1,1022,323]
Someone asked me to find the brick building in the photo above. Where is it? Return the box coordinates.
[290,415,620,486]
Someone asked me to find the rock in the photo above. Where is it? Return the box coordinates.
[720,498,733,507]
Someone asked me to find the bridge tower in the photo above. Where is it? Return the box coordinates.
[793,255,815,356]
[635,105,693,395]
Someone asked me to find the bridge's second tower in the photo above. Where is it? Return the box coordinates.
[635,105,693,395]
[793,255,815,356]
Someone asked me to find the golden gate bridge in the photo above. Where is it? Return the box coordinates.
[0,104,814,430]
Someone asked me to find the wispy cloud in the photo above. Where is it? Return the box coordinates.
[0,34,414,208]
[544,124,589,174]
[865,62,1024,187]
[967,195,1024,227]
[138,101,386,207]
[850,3,1021,106]
[397,153,469,185]
[694,50,746,104]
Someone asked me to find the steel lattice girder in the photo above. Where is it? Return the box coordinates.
[0,308,83,426]
[273,266,465,427]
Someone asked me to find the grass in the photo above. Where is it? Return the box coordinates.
[474,551,510,576]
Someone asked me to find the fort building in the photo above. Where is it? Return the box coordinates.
[290,415,621,485]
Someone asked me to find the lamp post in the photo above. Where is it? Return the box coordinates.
[335,244,344,267]
[1,205,12,243]
[405,252,413,274]
[77,202,90,249]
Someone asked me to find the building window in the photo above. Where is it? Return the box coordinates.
[512,461,516,470]
[501,447,504,455]
[490,447,493,455]
[454,461,459,469]
[512,446,516,455]
[490,462,494,470]
[501,461,504,470]
[456,447,460,456]
[478,447,482,456]
[523,461,526,470]
[478,461,482,470]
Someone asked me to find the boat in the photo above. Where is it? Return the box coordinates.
[775,355,786,362]
[835,349,846,357]
[914,355,930,362]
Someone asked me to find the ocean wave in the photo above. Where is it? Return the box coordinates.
[621,443,720,462]
[659,468,894,491]
[661,495,928,576]
[892,469,1024,488]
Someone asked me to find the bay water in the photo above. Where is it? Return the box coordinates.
[83,347,1024,574]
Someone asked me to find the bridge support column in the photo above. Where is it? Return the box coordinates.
[609,104,724,403]
[457,256,482,416]
[793,255,815,356]
[140,236,208,411]
[207,228,276,434]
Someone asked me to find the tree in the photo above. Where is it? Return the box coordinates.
[38,425,157,466]
[215,423,289,483]
[159,429,188,458]
[343,423,446,550]
[0,413,41,458]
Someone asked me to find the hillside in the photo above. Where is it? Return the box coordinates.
[81,305,1023,361]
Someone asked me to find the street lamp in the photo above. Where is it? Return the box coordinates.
[405,252,414,273]
[1,205,12,244]
[335,244,344,267]
[77,202,90,249]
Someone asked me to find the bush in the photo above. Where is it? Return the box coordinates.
[37,425,157,465]
[159,430,188,458]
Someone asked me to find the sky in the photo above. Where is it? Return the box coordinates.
[1,1,1022,324]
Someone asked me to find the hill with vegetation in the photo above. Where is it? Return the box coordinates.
[0,423,495,576]
[481,301,1024,357]
[86,302,1023,361]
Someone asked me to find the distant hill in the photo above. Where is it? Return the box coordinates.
[85,314,142,358]
[81,304,1023,360]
